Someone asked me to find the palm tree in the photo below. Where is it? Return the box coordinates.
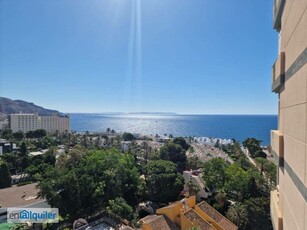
[216,190,227,207]
[187,156,201,170]
[142,142,149,164]
[255,157,267,174]
[226,203,248,229]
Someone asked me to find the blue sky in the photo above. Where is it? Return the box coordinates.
[0,0,278,114]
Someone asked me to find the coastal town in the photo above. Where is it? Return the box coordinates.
[1,0,306,229]
[0,109,276,230]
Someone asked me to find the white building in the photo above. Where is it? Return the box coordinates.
[194,137,233,146]
[9,113,70,134]
[9,113,39,133]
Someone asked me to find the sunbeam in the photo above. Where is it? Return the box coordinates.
[124,0,142,113]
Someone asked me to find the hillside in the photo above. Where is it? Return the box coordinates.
[0,97,60,115]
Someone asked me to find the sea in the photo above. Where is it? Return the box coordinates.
[70,114,277,146]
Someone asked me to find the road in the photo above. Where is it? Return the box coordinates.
[241,147,257,167]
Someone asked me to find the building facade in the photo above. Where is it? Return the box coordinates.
[9,113,70,134]
[270,0,307,230]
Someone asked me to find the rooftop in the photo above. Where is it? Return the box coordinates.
[198,201,238,230]
[140,215,173,230]
[184,209,215,230]
[0,183,44,208]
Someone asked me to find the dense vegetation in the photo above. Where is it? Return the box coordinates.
[0,158,11,189]
[0,128,276,230]
[204,140,275,230]
[38,148,141,220]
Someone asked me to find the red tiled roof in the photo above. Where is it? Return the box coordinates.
[198,202,238,230]
[141,215,171,230]
[184,209,215,230]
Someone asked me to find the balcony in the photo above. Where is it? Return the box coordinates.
[273,0,285,31]
[272,52,285,93]
[270,190,283,230]
[271,130,284,160]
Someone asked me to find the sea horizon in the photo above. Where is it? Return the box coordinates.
[66,112,278,116]
[70,113,277,146]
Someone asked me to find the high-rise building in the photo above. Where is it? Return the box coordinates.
[9,113,39,133]
[9,113,70,134]
[270,0,307,230]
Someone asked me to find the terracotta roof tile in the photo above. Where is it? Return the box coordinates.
[198,202,238,230]
[184,209,215,230]
[140,215,172,230]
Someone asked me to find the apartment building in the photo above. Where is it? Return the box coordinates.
[9,113,39,133]
[270,0,307,230]
[9,113,70,134]
[39,114,70,133]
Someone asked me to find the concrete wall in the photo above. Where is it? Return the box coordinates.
[271,0,307,229]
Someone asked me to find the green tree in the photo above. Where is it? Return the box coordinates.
[215,139,220,148]
[0,128,13,140]
[255,157,267,174]
[1,152,17,174]
[0,159,11,188]
[107,197,133,220]
[33,129,47,138]
[224,164,250,200]
[247,167,267,193]
[247,177,260,198]
[226,203,249,230]
[160,142,187,172]
[187,155,202,170]
[254,150,267,159]
[44,148,56,166]
[173,137,190,150]
[146,160,184,204]
[38,148,141,220]
[202,158,228,190]
[242,138,262,157]
[9,223,29,230]
[236,154,252,170]
[122,132,135,141]
[25,131,34,139]
[212,190,230,215]
[57,145,88,169]
[35,136,57,149]
[12,131,24,141]
[263,161,277,189]
[244,197,272,230]
[18,142,30,173]
[186,180,200,196]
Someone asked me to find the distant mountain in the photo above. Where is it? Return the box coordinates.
[0,97,60,115]
[127,112,177,115]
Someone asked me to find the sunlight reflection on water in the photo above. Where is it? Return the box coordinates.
[70,114,277,145]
